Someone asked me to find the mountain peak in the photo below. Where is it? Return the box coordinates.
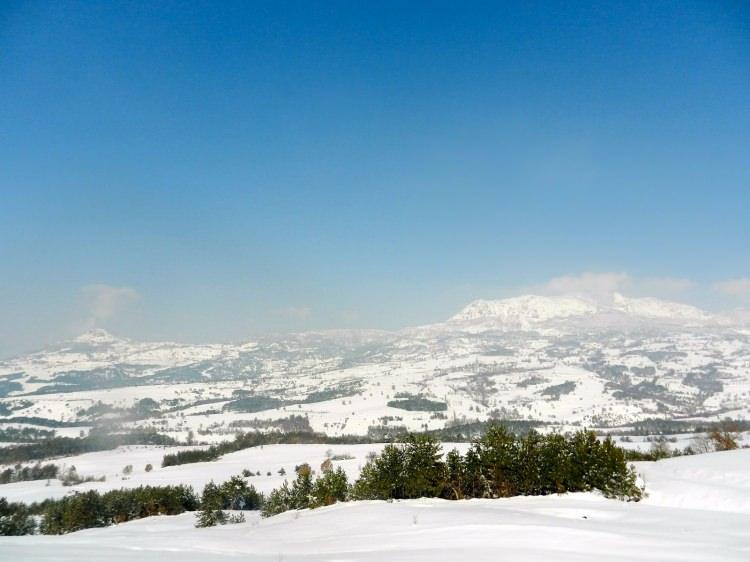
[610,292,712,321]
[450,295,598,324]
[73,328,121,345]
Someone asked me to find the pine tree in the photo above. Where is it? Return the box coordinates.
[443,448,465,500]
[311,466,349,507]
[290,464,314,509]
[262,481,292,517]
[195,480,227,528]
[476,425,518,497]
[350,443,406,500]
[402,435,445,499]
[195,506,228,527]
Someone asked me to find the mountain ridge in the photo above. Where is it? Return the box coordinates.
[0,293,748,436]
[450,293,719,326]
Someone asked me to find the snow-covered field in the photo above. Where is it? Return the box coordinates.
[0,443,401,504]
[1,445,749,560]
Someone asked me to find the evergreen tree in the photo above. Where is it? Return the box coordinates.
[290,464,314,509]
[402,435,445,499]
[538,433,571,494]
[311,466,349,507]
[40,490,106,534]
[350,443,406,500]
[218,476,263,510]
[0,498,36,536]
[443,448,465,500]
[262,481,292,517]
[461,446,490,499]
[195,506,228,527]
[475,425,518,497]
[195,480,227,527]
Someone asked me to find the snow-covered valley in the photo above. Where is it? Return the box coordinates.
[1,294,749,439]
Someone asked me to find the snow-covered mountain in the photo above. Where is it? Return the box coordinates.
[0,294,748,437]
[73,328,124,345]
[609,292,714,322]
[450,295,598,324]
[450,293,717,326]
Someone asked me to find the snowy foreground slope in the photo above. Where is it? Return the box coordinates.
[1,448,749,561]
[3,496,747,562]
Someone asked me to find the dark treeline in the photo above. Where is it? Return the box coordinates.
[0,430,177,464]
[40,485,199,534]
[606,417,750,436]
[0,475,265,535]
[166,421,556,469]
[161,431,377,467]
[425,419,547,441]
[624,448,682,462]
[160,422,545,468]
[1,486,190,535]
[262,427,642,517]
[0,462,59,484]
[0,417,82,428]
[0,498,37,536]
[0,426,56,442]
[623,420,743,461]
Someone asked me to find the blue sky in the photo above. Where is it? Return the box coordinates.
[1,1,749,355]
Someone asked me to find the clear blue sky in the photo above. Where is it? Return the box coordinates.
[1,1,749,355]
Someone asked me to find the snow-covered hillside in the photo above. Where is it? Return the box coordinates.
[1,447,749,561]
[0,294,748,438]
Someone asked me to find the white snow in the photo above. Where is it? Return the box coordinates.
[1,445,750,560]
[635,448,750,513]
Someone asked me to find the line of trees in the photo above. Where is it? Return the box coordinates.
[0,462,59,484]
[261,427,642,517]
[40,485,200,534]
[161,431,376,467]
[0,429,178,464]
[1,484,200,535]
[0,426,56,442]
[623,420,742,461]
[0,475,265,536]
[1,426,645,535]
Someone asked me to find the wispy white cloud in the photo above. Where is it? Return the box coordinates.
[538,272,629,301]
[79,284,140,330]
[526,272,695,303]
